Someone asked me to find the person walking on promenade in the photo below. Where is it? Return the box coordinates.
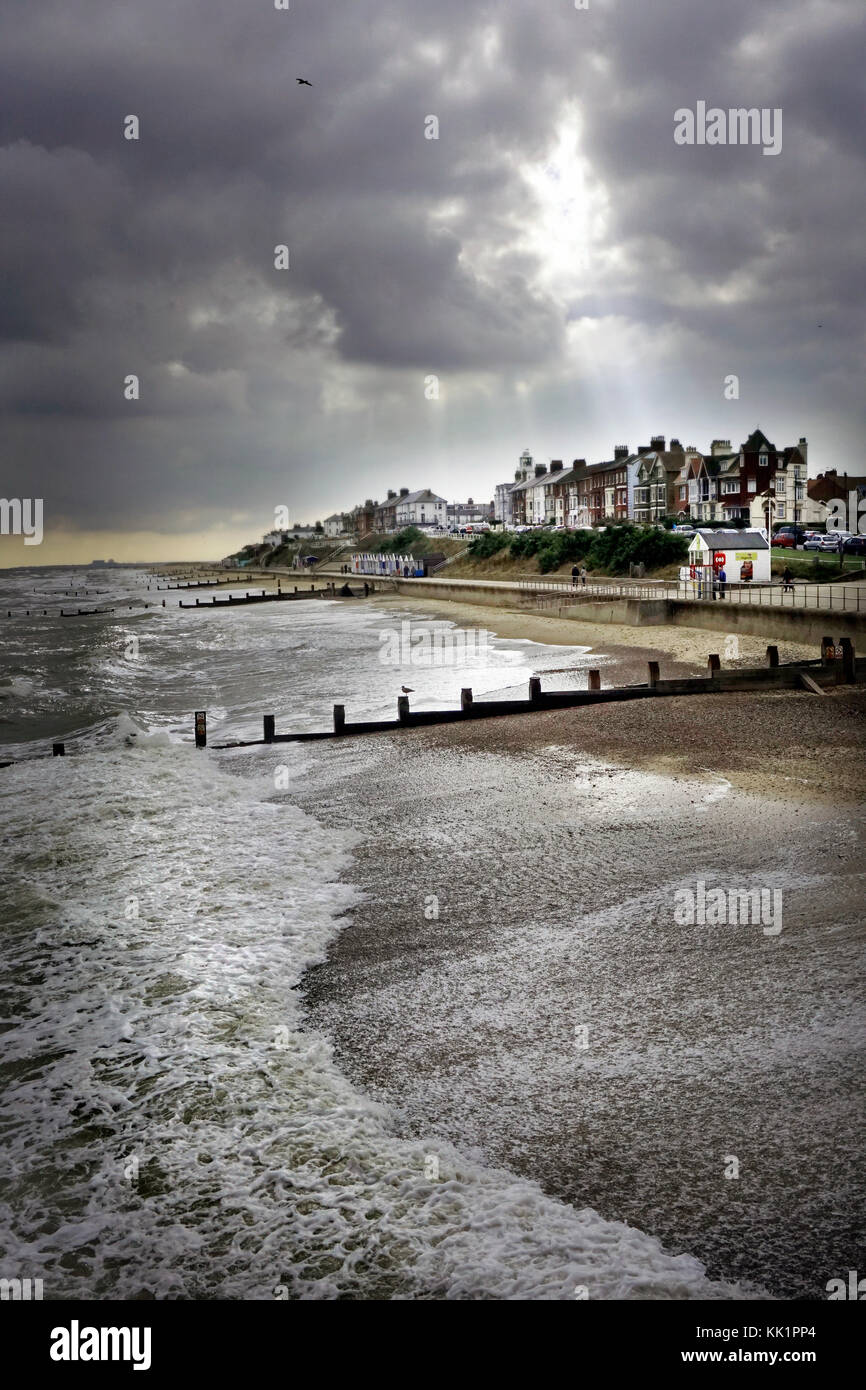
[782,565,794,594]
[571,564,579,588]
[717,565,727,599]
[580,566,587,586]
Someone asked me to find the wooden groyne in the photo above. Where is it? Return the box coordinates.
[177,582,372,609]
[60,607,117,617]
[4,581,373,618]
[205,640,860,749]
[3,639,859,770]
[155,578,243,590]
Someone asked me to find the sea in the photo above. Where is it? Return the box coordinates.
[0,564,832,1299]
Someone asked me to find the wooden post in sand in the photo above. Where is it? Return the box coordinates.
[707,654,721,679]
[263,715,275,743]
[647,661,660,688]
[822,635,835,666]
[334,704,346,734]
[840,637,855,683]
[529,677,542,703]
[461,688,473,711]
[766,645,779,668]
[588,669,601,691]
[52,743,65,757]
[194,711,207,748]
[398,695,410,723]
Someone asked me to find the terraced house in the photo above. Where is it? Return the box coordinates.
[765,439,808,527]
[711,428,803,524]
[632,437,687,522]
[569,448,631,525]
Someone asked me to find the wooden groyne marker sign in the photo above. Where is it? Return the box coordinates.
[822,635,856,683]
[194,711,207,748]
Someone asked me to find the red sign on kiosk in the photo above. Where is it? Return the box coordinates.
[712,551,726,570]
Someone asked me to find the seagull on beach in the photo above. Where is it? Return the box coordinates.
[296,78,313,86]
[401,685,414,694]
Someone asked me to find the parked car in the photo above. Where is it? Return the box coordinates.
[804,533,843,551]
[842,535,866,555]
[771,532,796,547]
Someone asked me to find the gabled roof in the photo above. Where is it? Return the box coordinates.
[396,489,447,505]
[634,449,686,478]
[779,446,806,468]
[742,428,775,453]
[691,528,768,550]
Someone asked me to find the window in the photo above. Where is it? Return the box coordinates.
[775,478,785,494]
[723,480,740,494]
[748,478,757,492]
[777,504,786,519]
[759,454,768,466]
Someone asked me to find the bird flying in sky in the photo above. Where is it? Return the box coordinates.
[296,78,313,86]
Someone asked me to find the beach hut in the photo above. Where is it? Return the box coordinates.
[687,529,770,587]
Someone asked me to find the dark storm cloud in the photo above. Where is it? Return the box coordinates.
[0,0,863,535]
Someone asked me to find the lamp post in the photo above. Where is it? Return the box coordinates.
[765,494,777,591]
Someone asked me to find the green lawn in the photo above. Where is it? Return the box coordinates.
[771,551,865,579]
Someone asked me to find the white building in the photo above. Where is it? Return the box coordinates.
[395,489,448,528]
[447,498,493,527]
[495,449,535,526]
[687,528,770,585]
[323,514,344,537]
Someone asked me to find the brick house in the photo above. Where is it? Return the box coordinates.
[632,437,687,522]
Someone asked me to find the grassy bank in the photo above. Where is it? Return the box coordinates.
[770,552,865,580]
[449,524,688,579]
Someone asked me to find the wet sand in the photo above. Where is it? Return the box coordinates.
[378,593,818,673]
[293,686,866,1300]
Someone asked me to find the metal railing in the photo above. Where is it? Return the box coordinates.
[516,577,866,612]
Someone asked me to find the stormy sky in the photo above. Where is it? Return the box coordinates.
[1,0,864,563]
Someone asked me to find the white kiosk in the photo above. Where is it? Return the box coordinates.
[683,528,770,595]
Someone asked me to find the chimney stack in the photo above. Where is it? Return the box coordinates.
[614,445,629,461]
[399,487,409,497]
[550,460,563,473]
[650,434,666,451]
[534,463,547,477]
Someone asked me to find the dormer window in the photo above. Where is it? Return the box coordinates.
[759,453,768,467]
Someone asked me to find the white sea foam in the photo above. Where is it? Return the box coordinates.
[0,731,762,1299]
